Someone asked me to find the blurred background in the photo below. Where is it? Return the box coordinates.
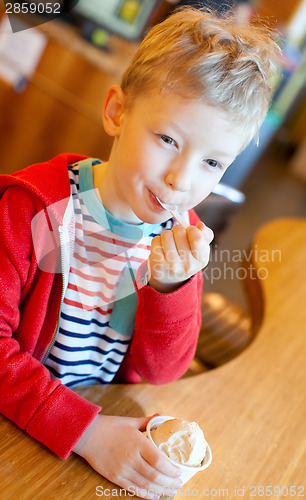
[0,0,305,312]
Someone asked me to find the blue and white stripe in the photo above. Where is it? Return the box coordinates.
[45,159,177,387]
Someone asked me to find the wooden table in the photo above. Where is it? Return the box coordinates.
[1,218,306,499]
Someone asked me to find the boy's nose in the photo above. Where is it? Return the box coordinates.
[164,159,193,192]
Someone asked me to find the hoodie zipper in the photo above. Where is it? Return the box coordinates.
[42,225,67,364]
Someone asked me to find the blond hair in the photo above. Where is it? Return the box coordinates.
[121,7,280,143]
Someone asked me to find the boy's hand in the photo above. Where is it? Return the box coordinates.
[148,221,214,293]
[73,414,182,499]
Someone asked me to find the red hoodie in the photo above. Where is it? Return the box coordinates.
[0,153,203,459]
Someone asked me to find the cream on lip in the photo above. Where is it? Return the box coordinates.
[156,196,184,209]
[148,189,187,213]
[148,188,165,211]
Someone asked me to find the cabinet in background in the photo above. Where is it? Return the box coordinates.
[0,13,137,174]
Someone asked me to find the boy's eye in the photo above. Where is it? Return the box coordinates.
[205,159,220,169]
[160,134,176,146]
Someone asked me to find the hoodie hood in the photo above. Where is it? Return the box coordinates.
[0,153,88,225]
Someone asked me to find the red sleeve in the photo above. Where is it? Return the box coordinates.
[0,186,101,459]
[188,209,201,226]
[118,210,203,385]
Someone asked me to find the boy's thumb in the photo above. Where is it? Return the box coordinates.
[197,221,214,243]
[135,413,160,431]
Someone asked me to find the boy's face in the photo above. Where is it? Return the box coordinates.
[103,89,247,225]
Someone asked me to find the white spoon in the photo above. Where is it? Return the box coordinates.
[156,197,189,229]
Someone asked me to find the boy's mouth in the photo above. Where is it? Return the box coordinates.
[148,189,167,212]
[147,188,187,214]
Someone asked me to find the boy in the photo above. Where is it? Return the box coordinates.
[0,7,279,500]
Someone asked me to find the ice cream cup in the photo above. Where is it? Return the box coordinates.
[146,415,212,487]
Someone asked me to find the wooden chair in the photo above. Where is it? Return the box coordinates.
[184,183,252,376]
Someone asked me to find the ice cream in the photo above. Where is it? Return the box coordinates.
[147,416,212,487]
[150,417,207,467]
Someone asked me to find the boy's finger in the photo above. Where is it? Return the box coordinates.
[187,228,210,265]
[150,235,165,260]
[142,439,181,478]
[172,225,190,259]
[197,221,214,243]
[160,229,179,263]
[135,414,160,432]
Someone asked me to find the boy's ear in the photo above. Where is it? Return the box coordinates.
[102,84,126,137]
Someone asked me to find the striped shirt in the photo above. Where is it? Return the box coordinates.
[45,159,175,387]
